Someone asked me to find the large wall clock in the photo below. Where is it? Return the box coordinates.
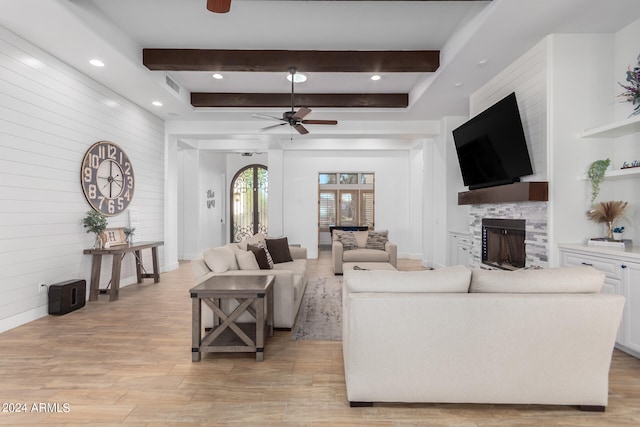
[81,141,135,216]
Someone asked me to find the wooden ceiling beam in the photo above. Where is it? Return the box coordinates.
[143,49,439,72]
[190,92,409,108]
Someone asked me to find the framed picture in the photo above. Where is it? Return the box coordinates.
[103,227,127,247]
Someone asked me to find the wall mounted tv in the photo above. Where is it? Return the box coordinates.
[452,92,533,190]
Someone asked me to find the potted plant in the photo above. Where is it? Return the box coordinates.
[613,226,625,241]
[82,210,108,248]
[123,227,136,245]
[587,201,628,240]
[587,158,611,203]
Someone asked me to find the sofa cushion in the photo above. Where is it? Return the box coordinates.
[343,248,390,263]
[203,245,238,273]
[344,265,472,293]
[235,248,259,270]
[365,230,388,250]
[248,245,272,270]
[266,237,293,263]
[273,258,307,278]
[354,231,369,248]
[469,266,605,293]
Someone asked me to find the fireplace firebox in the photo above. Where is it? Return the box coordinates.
[482,219,526,270]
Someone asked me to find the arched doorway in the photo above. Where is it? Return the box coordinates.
[230,164,268,242]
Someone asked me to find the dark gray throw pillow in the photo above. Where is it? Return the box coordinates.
[266,237,293,263]
[247,245,272,270]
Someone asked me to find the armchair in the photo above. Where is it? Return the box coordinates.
[332,230,397,274]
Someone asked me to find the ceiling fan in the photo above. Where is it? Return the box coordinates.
[207,0,231,14]
[252,67,339,135]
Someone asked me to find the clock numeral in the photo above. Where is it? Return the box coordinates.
[124,162,131,175]
[88,184,97,199]
[108,145,117,159]
[83,167,93,182]
[90,154,100,169]
[124,189,131,201]
[107,199,115,214]
[98,145,105,159]
[117,198,124,211]
[126,176,133,189]
[97,196,105,210]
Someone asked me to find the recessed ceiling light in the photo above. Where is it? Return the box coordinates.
[453,82,463,88]
[286,73,307,83]
[152,101,163,107]
[22,57,43,68]
[104,100,119,108]
[212,73,223,80]
[89,59,105,67]
[371,75,381,81]
[477,59,488,67]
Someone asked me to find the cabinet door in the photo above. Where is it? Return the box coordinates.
[456,244,473,267]
[622,262,640,354]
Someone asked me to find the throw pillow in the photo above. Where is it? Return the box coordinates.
[203,245,238,273]
[266,237,293,264]
[248,245,272,270]
[254,241,274,268]
[336,231,357,250]
[235,248,259,270]
[365,230,388,250]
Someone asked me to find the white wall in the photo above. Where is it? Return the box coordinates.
[282,149,418,259]
[0,26,165,332]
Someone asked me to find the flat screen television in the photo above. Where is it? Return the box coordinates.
[452,92,533,190]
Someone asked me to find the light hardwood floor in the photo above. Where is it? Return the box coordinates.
[1,251,639,426]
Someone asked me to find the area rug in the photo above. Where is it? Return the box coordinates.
[291,276,342,341]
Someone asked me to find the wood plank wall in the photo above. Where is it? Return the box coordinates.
[0,26,165,332]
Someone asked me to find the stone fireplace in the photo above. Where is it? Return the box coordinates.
[482,218,526,270]
[469,201,548,269]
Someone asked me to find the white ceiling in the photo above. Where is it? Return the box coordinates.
[2,0,640,143]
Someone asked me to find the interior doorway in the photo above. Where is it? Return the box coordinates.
[230,164,268,242]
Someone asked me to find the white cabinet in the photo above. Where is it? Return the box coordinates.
[560,244,640,358]
[449,232,473,267]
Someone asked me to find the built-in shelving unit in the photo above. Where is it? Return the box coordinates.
[580,114,640,138]
[579,167,640,180]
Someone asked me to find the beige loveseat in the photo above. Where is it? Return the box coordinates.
[332,229,397,274]
[191,235,308,329]
[342,265,624,410]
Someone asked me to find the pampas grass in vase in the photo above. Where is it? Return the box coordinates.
[587,200,628,239]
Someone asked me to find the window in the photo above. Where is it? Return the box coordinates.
[318,172,375,239]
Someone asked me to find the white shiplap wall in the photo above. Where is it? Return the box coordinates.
[0,26,165,332]
[470,39,548,181]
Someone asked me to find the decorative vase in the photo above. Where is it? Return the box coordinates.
[606,222,614,240]
[613,232,623,241]
[94,234,103,249]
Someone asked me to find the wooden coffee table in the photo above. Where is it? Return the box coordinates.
[190,275,274,362]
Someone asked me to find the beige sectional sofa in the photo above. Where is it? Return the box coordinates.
[191,235,308,329]
[332,229,397,274]
[342,265,624,410]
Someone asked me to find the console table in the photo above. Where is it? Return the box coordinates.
[83,241,163,301]
[190,275,274,362]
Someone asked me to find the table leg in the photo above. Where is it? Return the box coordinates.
[192,296,201,362]
[134,250,143,283]
[256,293,265,361]
[151,246,160,283]
[267,287,274,337]
[88,254,102,301]
[110,254,122,301]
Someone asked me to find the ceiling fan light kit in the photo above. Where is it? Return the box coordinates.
[252,68,338,135]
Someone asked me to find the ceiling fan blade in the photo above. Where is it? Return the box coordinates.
[251,113,284,121]
[207,0,231,13]
[293,124,309,135]
[292,107,312,120]
[302,120,338,125]
[259,123,287,132]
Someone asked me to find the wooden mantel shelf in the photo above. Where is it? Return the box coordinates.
[458,182,548,205]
